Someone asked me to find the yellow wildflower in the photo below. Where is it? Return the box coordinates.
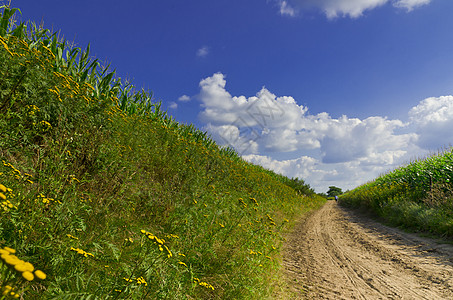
[178,261,187,267]
[34,270,46,280]
[2,247,16,254]
[2,255,22,266]
[136,276,147,286]
[14,262,34,272]
[66,234,79,240]
[22,271,34,281]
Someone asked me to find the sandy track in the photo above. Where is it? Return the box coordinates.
[283,201,453,299]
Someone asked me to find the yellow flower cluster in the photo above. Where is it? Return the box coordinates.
[0,35,13,56]
[37,193,61,205]
[123,276,148,286]
[165,234,179,239]
[25,104,39,116]
[66,234,78,240]
[0,183,17,212]
[0,247,46,281]
[48,86,62,102]
[2,161,21,180]
[67,175,80,184]
[140,230,172,258]
[249,250,262,256]
[193,278,214,290]
[40,120,52,131]
[0,184,7,199]
[70,247,94,258]
[136,276,147,286]
[80,195,92,203]
[266,214,276,226]
[249,197,259,206]
[32,120,52,132]
[178,261,187,267]
[1,199,16,212]
[1,284,20,298]
[1,161,33,184]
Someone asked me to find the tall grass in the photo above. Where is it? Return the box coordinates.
[0,5,325,299]
[340,149,453,237]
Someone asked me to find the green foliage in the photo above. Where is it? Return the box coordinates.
[0,6,324,299]
[282,177,315,196]
[341,149,453,237]
[326,186,342,197]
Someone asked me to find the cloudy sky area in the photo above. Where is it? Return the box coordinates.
[17,0,453,192]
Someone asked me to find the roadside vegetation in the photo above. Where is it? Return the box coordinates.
[340,148,453,237]
[0,5,325,299]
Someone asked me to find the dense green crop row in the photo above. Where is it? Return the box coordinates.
[340,149,453,237]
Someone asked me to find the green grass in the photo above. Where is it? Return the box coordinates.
[0,6,325,299]
[340,148,453,238]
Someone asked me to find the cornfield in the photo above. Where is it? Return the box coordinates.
[341,148,453,237]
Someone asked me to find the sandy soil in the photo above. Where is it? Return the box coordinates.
[283,200,453,299]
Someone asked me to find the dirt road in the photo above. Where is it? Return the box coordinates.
[283,201,453,299]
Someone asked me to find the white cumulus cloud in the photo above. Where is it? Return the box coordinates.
[178,95,191,102]
[393,0,431,11]
[198,73,415,163]
[281,0,432,18]
[278,0,297,17]
[243,154,317,179]
[196,46,210,57]
[195,73,452,193]
[409,96,453,149]
[318,115,416,163]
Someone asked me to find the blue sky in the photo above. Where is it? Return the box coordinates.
[12,0,453,192]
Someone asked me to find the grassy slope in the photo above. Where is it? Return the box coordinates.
[340,149,453,237]
[0,7,325,299]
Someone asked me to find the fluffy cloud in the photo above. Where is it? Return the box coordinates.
[178,95,191,102]
[242,153,403,192]
[198,73,415,163]
[204,123,260,155]
[243,154,317,179]
[278,1,297,17]
[281,0,432,18]
[198,73,317,153]
[393,0,431,11]
[318,116,416,163]
[409,96,453,149]
[196,73,451,192]
[196,46,209,57]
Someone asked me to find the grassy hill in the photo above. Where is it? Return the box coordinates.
[340,149,453,238]
[0,6,325,299]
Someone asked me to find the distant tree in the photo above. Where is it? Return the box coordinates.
[317,192,328,198]
[286,177,315,196]
[327,186,343,197]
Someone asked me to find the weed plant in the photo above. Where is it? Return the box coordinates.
[0,5,324,299]
[340,149,453,237]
